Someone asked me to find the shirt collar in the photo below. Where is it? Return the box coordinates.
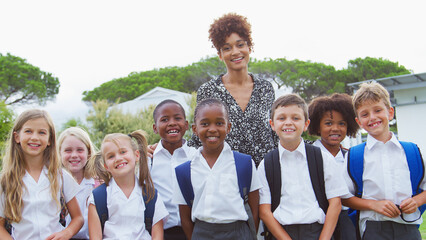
[278,138,306,160]
[194,142,232,162]
[366,132,401,150]
[313,139,344,162]
[109,175,141,197]
[154,139,190,158]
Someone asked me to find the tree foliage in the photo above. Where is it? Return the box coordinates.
[0,53,60,105]
[85,100,161,148]
[82,56,410,104]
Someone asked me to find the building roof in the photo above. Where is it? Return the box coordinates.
[347,72,426,91]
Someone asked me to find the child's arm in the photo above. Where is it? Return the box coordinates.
[88,203,102,240]
[45,197,83,240]
[179,205,193,240]
[150,218,164,240]
[342,196,400,218]
[400,190,426,214]
[259,204,292,240]
[0,217,13,240]
[248,189,259,232]
[319,197,341,240]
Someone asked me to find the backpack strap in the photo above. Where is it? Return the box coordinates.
[264,149,281,213]
[175,161,194,207]
[92,183,108,233]
[233,151,252,202]
[305,144,329,214]
[347,142,366,198]
[143,188,158,234]
[400,142,424,196]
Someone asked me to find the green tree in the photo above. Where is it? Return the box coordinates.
[339,57,411,93]
[0,53,60,105]
[0,101,14,164]
[86,100,160,148]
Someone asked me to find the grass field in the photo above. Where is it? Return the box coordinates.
[420,214,426,239]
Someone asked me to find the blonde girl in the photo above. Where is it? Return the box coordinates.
[58,127,98,239]
[0,109,83,240]
[87,130,168,240]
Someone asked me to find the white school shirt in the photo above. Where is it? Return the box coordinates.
[87,176,169,240]
[65,177,95,239]
[173,142,261,223]
[0,167,80,240]
[313,140,349,211]
[149,139,196,229]
[258,140,349,225]
[343,133,426,234]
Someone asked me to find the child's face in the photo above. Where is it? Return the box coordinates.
[153,103,188,147]
[60,135,88,176]
[218,33,251,72]
[319,110,347,148]
[102,137,139,179]
[270,105,309,149]
[14,117,50,161]
[192,104,231,153]
[356,100,394,142]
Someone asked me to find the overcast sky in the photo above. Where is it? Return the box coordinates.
[1,0,425,127]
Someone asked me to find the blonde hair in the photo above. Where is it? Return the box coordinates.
[352,81,391,116]
[1,109,61,223]
[58,127,98,179]
[92,130,155,201]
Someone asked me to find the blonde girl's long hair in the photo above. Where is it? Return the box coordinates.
[57,127,98,179]
[0,109,61,223]
[92,130,155,201]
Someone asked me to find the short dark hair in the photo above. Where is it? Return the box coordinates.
[208,13,253,52]
[194,98,229,123]
[271,94,308,121]
[153,99,186,122]
[308,93,359,138]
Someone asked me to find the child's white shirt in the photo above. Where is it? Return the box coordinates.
[313,140,349,211]
[87,176,169,240]
[0,167,79,240]
[258,140,348,225]
[149,139,196,229]
[65,177,95,239]
[343,133,426,234]
[173,142,261,223]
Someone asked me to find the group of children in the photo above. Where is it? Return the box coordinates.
[0,81,424,240]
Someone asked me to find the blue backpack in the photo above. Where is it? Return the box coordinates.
[347,141,425,229]
[175,151,256,239]
[92,183,158,234]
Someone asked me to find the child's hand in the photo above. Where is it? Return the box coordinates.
[45,229,72,240]
[399,197,418,214]
[371,200,401,218]
[147,143,158,158]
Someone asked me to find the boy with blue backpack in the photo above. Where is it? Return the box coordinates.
[258,94,348,240]
[342,82,426,240]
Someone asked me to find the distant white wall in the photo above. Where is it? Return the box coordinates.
[394,86,426,154]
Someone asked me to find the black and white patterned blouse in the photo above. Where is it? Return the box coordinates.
[189,73,278,166]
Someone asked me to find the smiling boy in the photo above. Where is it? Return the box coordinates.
[258,93,348,240]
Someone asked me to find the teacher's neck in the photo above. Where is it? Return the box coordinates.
[223,70,251,85]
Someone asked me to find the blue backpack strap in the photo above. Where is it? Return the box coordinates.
[175,160,194,207]
[143,188,158,234]
[233,151,252,202]
[347,142,366,198]
[92,183,108,233]
[399,141,426,216]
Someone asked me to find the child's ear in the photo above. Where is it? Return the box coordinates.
[184,120,189,132]
[192,123,198,136]
[269,119,275,131]
[135,150,140,162]
[218,51,223,62]
[226,121,232,134]
[13,131,20,144]
[303,119,310,132]
[153,124,158,134]
[355,117,362,127]
[388,107,395,121]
